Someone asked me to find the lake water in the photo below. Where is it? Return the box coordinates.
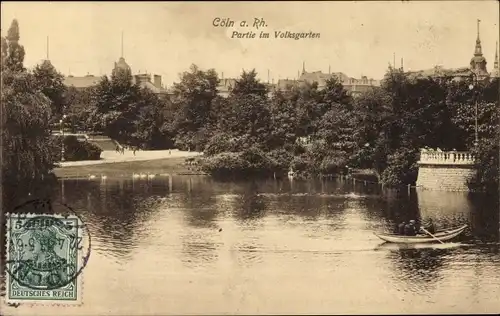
[2,176,499,315]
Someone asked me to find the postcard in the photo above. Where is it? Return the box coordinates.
[1,1,499,315]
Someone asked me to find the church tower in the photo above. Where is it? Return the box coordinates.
[113,31,131,74]
[469,19,488,78]
[491,41,499,78]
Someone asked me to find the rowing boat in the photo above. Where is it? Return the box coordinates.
[373,225,468,244]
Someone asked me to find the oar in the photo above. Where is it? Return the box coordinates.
[421,227,444,244]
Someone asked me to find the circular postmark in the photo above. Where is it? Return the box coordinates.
[4,199,91,302]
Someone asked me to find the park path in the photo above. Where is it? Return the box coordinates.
[59,149,202,167]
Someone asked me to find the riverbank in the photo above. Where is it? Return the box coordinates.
[59,149,201,167]
[54,149,205,179]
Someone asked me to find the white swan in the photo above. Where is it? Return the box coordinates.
[147,173,155,179]
[132,173,140,178]
[101,174,107,180]
[88,174,96,180]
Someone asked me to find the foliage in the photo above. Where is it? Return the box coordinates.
[1,19,56,186]
[203,132,241,156]
[32,60,67,121]
[266,148,294,174]
[169,64,219,151]
[64,87,93,132]
[468,134,499,193]
[218,70,272,150]
[380,147,419,186]
[51,136,103,161]
[88,68,169,149]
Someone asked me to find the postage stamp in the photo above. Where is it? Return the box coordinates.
[4,199,91,305]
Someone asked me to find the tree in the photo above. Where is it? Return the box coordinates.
[170,64,219,151]
[89,68,141,144]
[293,82,322,137]
[32,60,67,121]
[130,87,169,149]
[218,70,272,151]
[1,20,56,188]
[268,89,298,149]
[64,86,93,132]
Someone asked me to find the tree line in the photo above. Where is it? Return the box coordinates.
[2,19,498,198]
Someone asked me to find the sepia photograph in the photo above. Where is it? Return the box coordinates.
[1,1,499,315]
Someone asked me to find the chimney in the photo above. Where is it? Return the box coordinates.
[154,75,162,89]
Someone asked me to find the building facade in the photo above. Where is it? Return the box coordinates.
[272,63,380,97]
[63,55,169,99]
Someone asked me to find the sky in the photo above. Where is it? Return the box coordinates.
[1,1,499,87]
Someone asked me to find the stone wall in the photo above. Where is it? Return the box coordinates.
[416,164,476,192]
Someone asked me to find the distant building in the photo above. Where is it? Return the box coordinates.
[64,74,101,90]
[217,77,238,97]
[273,63,380,97]
[406,20,499,81]
[63,55,169,99]
[216,76,276,97]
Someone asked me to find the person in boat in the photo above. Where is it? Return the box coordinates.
[413,220,421,234]
[404,220,417,236]
[397,221,406,235]
[422,218,436,234]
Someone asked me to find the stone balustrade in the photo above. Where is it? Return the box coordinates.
[418,151,475,165]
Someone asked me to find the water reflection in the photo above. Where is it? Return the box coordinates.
[235,181,267,223]
[54,179,169,261]
[2,175,499,315]
[387,247,450,287]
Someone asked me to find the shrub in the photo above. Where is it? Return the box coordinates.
[51,135,102,162]
[201,152,248,177]
[204,133,239,156]
[468,135,499,193]
[290,154,311,173]
[266,148,294,174]
[201,147,275,178]
[319,153,349,175]
[380,147,419,186]
[240,146,274,174]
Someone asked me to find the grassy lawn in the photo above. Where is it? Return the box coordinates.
[54,157,206,179]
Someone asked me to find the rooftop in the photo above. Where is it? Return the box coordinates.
[64,74,101,89]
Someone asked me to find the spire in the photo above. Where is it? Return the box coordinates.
[400,57,404,71]
[46,36,49,60]
[393,52,395,69]
[267,69,270,83]
[494,41,499,69]
[328,65,331,74]
[121,31,124,58]
[302,61,305,74]
[474,19,483,56]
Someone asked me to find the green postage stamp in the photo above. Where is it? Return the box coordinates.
[5,202,91,305]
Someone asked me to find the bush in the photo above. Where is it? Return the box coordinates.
[319,153,349,175]
[380,147,419,186]
[201,147,275,178]
[468,135,499,193]
[267,148,294,174]
[290,154,311,173]
[201,152,248,177]
[204,133,238,156]
[51,135,102,162]
[240,146,274,174]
